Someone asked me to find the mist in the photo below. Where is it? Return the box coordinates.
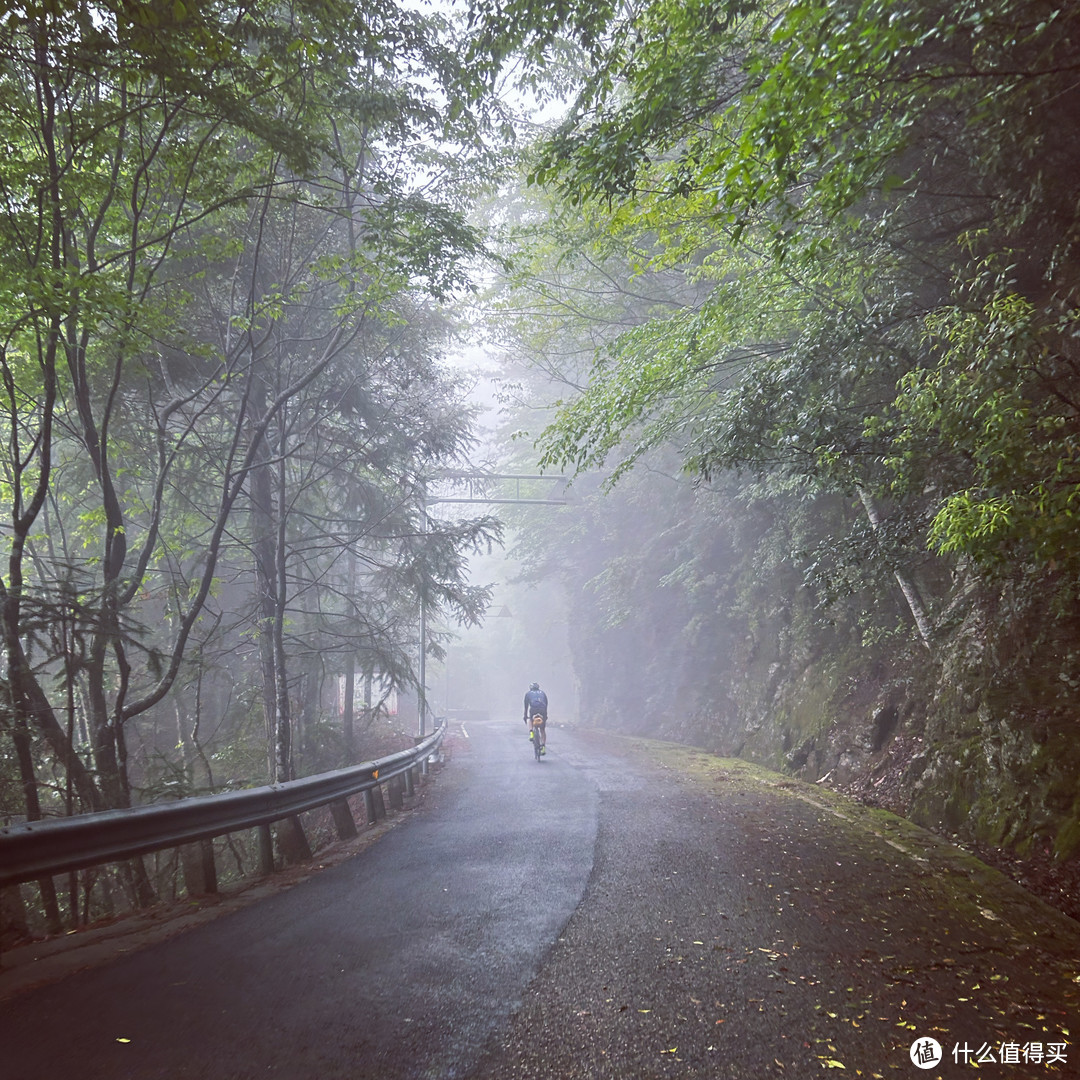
[428,546,579,728]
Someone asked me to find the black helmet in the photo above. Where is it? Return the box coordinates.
[530,682,540,691]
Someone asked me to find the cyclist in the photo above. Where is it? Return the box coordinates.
[523,682,548,755]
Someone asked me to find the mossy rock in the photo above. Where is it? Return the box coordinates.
[1054,814,1080,860]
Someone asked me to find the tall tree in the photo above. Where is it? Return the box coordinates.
[0,0,501,825]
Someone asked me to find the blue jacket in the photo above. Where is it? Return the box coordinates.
[523,688,548,720]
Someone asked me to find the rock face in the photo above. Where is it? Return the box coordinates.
[552,472,1080,913]
[578,587,1080,913]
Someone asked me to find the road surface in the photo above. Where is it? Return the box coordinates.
[2,719,1078,1079]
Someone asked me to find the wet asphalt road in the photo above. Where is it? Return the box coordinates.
[1,718,597,1079]
[2,720,1079,1080]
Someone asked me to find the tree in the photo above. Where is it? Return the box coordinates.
[522,0,1080,646]
[0,0,514,927]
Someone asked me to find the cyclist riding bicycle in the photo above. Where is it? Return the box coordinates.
[523,682,548,755]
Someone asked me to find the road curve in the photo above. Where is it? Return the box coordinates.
[3,720,1079,1080]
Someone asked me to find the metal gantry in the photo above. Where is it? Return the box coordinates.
[416,472,567,737]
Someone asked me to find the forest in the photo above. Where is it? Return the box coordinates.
[3,0,1080,938]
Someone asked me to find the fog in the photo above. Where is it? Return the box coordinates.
[428,546,580,727]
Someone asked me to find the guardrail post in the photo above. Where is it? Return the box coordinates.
[363,789,377,825]
[403,768,415,798]
[180,839,218,896]
[330,798,357,840]
[258,824,275,874]
[276,815,313,866]
[1,883,29,952]
[387,775,403,811]
[372,783,387,821]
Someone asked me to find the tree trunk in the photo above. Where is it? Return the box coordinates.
[253,464,280,781]
[250,387,293,783]
[85,636,124,808]
[3,635,102,811]
[343,665,355,757]
[271,436,293,783]
[856,486,934,651]
[8,710,62,933]
[363,672,374,736]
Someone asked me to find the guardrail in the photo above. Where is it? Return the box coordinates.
[0,723,446,892]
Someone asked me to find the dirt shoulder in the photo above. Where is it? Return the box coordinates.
[602,733,1080,958]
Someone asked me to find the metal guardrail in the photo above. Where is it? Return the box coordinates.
[0,724,445,890]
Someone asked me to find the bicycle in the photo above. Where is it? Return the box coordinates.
[529,713,546,761]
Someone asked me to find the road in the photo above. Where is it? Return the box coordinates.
[2,720,1078,1079]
